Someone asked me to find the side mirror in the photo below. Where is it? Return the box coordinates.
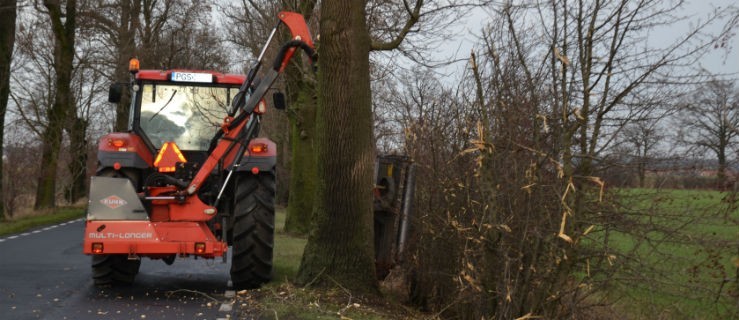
[273,92,286,110]
[108,83,123,103]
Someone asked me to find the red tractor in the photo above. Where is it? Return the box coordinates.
[83,12,315,289]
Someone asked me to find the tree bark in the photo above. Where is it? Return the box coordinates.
[0,0,17,216]
[284,81,317,234]
[296,0,378,293]
[65,116,87,203]
[283,0,318,234]
[35,0,77,210]
[114,0,140,131]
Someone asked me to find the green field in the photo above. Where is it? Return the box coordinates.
[590,188,739,319]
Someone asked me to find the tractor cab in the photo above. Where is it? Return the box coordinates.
[136,76,235,152]
[110,63,249,158]
[102,63,276,198]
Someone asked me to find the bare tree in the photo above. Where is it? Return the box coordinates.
[295,0,379,293]
[680,79,739,189]
[387,0,739,318]
[78,0,141,131]
[2,126,41,219]
[81,0,227,133]
[33,0,77,210]
[135,0,227,70]
[293,0,483,294]
[622,121,664,187]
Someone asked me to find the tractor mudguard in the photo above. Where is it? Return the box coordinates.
[236,156,276,173]
[87,176,148,221]
[97,133,154,169]
[97,150,150,169]
[236,137,277,173]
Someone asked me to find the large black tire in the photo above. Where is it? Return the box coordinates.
[230,172,275,289]
[91,169,142,285]
[92,254,141,285]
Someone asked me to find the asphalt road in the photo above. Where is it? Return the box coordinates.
[0,218,240,320]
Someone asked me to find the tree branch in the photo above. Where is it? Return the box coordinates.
[370,0,422,51]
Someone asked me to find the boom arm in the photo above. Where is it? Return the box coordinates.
[185,11,316,197]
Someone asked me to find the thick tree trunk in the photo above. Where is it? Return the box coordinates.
[114,0,140,132]
[284,82,317,234]
[282,0,318,233]
[0,0,17,216]
[296,0,378,293]
[35,117,64,210]
[35,0,77,210]
[65,116,88,203]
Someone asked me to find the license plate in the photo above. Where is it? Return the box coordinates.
[171,72,213,83]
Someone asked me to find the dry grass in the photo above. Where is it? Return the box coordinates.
[236,208,426,319]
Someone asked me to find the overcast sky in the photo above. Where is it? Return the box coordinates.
[442,0,738,78]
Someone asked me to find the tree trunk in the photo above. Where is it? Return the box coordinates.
[114,0,140,132]
[65,115,88,203]
[0,0,17,216]
[284,81,317,234]
[35,108,65,210]
[35,0,77,210]
[718,146,727,190]
[282,0,318,233]
[296,0,378,294]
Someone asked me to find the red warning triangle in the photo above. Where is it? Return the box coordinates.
[153,142,187,172]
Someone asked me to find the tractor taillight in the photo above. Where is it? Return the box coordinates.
[110,139,126,148]
[249,143,268,154]
[195,242,206,254]
[92,243,104,254]
[158,167,176,173]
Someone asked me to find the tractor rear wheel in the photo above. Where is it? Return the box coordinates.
[230,172,275,289]
[92,255,141,285]
[91,168,142,285]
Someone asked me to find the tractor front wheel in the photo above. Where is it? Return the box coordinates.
[230,172,275,289]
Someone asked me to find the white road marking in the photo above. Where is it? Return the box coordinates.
[218,302,233,312]
[224,290,235,298]
[220,280,235,315]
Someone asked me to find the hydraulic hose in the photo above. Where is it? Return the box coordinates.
[272,40,317,71]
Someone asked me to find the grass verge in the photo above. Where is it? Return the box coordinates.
[238,207,421,319]
[0,207,85,237]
